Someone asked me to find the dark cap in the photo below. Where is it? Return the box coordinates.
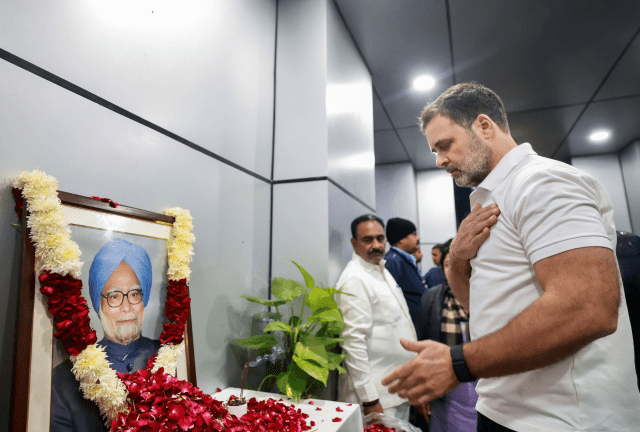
[386,218,417,245]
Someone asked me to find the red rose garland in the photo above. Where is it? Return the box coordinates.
[14,176,313,432]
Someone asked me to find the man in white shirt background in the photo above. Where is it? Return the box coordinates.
[382,82,640,432]
[337,214,417,422]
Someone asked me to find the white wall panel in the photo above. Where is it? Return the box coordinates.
[326,0,375,209]
[416,169,457,244]
[272,181,329,286]
[0,52,272,426]
[0,0,276,178]
[375,163,419,228]
[620,140,640,235]
[274,0,328,180]
[328,183,375,287]
[571,154,632,233]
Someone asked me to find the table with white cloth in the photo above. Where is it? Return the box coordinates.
[213,387,364,432]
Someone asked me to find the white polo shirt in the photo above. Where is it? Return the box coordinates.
[469,143,640,432]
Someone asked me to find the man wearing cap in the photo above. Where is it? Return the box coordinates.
[51,238,161,432]
[384,218,427,329]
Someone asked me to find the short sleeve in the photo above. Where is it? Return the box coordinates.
[508,165,613,265]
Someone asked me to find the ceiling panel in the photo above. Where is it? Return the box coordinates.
[373,94,393,131]
[595,33,640,101]
[335,0,454,129]
[450,1,640,112]
[508,105,584,158]
[374,130,409,165]
[396,126,438,170]
[562,96,640,157]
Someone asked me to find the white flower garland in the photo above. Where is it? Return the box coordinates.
[13,170,195,424]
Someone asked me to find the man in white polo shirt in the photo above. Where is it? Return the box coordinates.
[382,83,640,432]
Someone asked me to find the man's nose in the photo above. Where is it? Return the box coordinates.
[436,153,447,168]
[373,239,384,249]
[121,295,132,311]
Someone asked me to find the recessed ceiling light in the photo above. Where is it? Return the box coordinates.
[413,75,436,91]
[589,130,611,143]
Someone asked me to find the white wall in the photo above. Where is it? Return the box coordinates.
[0,1,277,427]
[0,0,375,424]
[375,162,419,225]
[620,140,640,235]
[416,169,457,272]
[571,154,633,233]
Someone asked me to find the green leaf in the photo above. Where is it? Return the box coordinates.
[305,287,338,311]
[271,277,304,301]
[263,321,293,333]
[289,315,301,328]
[326,351,346,373]
[291,260,314,288]
[276,364,307,402]
[231,334,279,350]
[241,296,287,307]
[324,287,355,297]
[292,357,329,385]
[309,307,343,323]
[302,334,344,347]
[293,341,328,368]
[325,317,345,334]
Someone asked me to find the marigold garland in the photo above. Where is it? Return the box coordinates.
[12,170,195,426]
[13,170,313,431]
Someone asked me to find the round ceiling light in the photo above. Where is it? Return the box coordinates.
[589,130,611,143]
[413,75,436,91]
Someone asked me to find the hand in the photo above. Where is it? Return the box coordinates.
[417,401,431,420]
[450,203,500,261]
[362,401,384,416]
[381,338,459,406]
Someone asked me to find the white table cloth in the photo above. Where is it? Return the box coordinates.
[213,387,364,432]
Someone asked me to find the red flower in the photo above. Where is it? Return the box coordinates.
[332,417,342,422]
[336,407,343,412]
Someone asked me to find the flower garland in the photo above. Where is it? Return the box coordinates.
[12,170,194,424]
[13,170,314,432]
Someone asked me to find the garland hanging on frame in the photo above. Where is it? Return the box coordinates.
[13,170,315,431]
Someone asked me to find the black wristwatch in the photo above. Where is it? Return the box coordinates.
[362,399,379,407]
[450,344,477,383]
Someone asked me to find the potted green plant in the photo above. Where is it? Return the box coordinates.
[232,261,349,402]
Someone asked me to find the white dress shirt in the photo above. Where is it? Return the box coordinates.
[337,252,417,409]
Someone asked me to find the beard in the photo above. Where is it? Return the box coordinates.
[99,308,144,345]
[450,131,493,188]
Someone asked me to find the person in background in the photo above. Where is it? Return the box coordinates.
[416,246,478,431]
[384,217,428,329]
[337,214,417,422]
[424,244,446,288]
[413,246,424,265]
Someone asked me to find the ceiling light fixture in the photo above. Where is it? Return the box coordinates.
[589,130,611,143]
[413,75,436,91]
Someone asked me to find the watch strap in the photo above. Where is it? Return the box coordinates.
[450,344,476,383]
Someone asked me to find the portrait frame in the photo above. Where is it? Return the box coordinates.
[10,191,196,432]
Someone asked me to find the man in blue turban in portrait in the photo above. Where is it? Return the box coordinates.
[51,238,161,432]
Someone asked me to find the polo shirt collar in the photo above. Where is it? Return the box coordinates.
[474,143,536,192]
[353,251,386,273]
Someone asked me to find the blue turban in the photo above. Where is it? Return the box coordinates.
[89,238,152,313]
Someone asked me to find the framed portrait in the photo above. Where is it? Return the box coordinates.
[10,191,196,432]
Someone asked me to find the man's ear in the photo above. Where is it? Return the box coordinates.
[351,237,357,250]
[473,114,495,139]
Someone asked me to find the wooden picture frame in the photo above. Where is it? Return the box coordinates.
[10,191,196,432]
